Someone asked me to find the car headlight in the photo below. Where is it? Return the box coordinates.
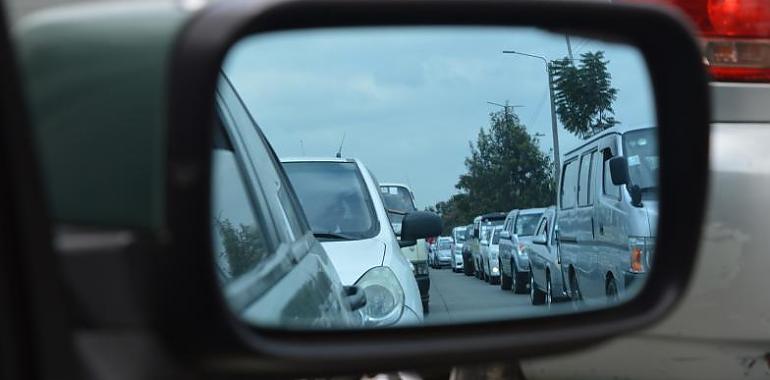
[354,266,405,327]
[492,266,499,274]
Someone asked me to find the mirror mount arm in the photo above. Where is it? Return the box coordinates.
[398,240,417,248]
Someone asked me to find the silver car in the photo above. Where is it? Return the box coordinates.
[450,226,467,272]
[499,208,546,293]
[525,207,568,306]
[480,226,504,284]
[281,157,424,325]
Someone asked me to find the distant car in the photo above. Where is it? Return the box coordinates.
[451,226,468,272]
[281,157,424,324]
[499,208,546,293]
[480,226,504,284]
[465,214,506,278]
[379,183,431,311]
[525,207,569,306]
[432,236,453,268]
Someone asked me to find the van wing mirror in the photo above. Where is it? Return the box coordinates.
[500,230,511,240]
[532,235,547,245]
[401,211,443,242]
[609,156,631,185]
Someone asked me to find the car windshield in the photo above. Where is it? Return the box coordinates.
[623,128,659,191]
[283,161,378,239]
[438,240,452,250]
[380,186,417,212]
[515,213,542,236]
[455,229,467,242]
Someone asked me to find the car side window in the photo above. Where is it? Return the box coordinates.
[602,149,622,200]
[535,216,547,237]
[211,128,271,283]
[578,152,593,207]
[217,75,307,243]
[560,160,579,209]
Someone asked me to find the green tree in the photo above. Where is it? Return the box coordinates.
[551,51,619,139]
[433,107,554,233]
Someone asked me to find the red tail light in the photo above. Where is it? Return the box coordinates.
[620,0,770,81]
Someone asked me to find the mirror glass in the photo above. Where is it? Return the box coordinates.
[211,26,657,329]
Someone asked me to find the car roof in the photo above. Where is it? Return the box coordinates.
[281,156,357,164]
[519,207,547,215]
[563,126,655,157]
[379,182,411,189]
[480,212,507,221]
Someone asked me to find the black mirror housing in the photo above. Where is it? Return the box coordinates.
[165,0,710,376]
[401,211,443,242]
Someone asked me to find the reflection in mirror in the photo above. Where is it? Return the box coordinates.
[211,26,657,329]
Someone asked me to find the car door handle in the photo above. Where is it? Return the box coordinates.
[343,285,367,311]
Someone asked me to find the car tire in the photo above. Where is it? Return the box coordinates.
[500,260,512,290]
[512,260,527,294]
[569,270,582,310]
[545,274,553,307]
[422,300,430,314]
[606,278,619,304]
[530,273,545,305]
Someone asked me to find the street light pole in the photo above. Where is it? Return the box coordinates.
[502,50,561,189]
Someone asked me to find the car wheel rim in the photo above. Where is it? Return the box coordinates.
[546,279,552,306]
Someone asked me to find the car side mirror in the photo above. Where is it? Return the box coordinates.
[500,230,511,240]
[162,0,710,376]
[533,235,547,245]
[609,156,630,185]
[401,211,443,243]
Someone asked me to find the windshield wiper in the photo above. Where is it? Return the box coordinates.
[313,232,356,240]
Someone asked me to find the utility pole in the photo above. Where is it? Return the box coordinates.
[486,101,525,121]
[502,51,561,189]
[565,34,574,62]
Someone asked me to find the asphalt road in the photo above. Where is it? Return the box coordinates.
[424,266,535,323]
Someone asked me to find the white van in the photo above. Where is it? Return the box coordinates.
[557,127,658,303]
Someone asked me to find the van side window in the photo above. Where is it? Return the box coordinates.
[602,149,622,200]
[578,152,593,207]
[560,160,579,209]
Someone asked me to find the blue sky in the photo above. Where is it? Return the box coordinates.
[224,26,655,209]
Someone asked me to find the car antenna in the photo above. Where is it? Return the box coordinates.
[335,132,346,158]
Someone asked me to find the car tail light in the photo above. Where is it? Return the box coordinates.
[619,0,770,81]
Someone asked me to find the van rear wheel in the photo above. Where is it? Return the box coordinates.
[606,278,619,304]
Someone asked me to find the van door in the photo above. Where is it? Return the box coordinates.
[596,146,627,296]
[557,158,580,295]
[577,150,602,298]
